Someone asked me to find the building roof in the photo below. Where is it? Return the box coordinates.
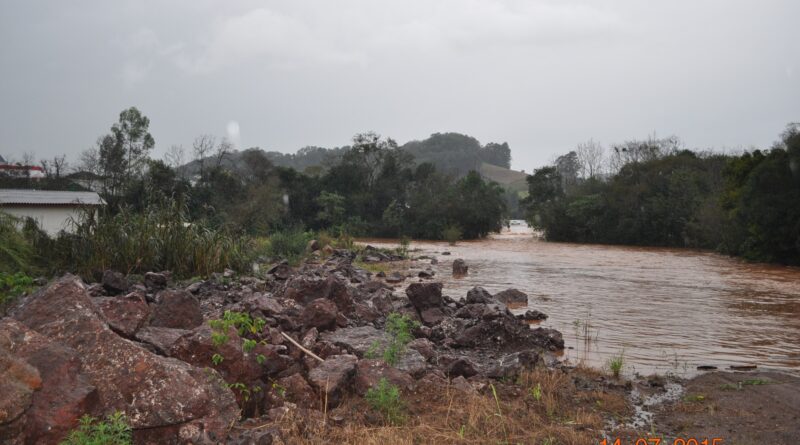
[0,189,104,206]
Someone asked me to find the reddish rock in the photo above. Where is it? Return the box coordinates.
[0,349,40,443]
[353,359,415,396]
[406,282,443,312]
[300,298,338,331]
[282,275,354,313]
[11,276,240,440]
[277,373,317,409]
[168,324,264,385]
[419,307,446,326]
[0,319,98,445]
[149,289,203,330]
[135,326,193,355]
[308,354,358,405]
[94,291,150,337]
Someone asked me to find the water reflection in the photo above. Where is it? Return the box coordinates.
[362,223,800,376]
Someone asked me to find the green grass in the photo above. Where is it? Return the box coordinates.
[59,412,132,445]
[354,260,390,274]
[365,378,405,425]
[606,350,625,378]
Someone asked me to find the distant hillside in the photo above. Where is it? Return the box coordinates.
[478,162,528,193]
[178,133,521,184]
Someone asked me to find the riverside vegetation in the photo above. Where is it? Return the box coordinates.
[524,124,800,265]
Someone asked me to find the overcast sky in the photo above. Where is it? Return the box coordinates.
[1,0,798,171]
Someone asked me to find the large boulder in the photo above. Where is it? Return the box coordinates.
[94,291,151,338]
[465,286,495,304]
[276,373,316,409]
[300,298,339,331]
[353,359,414,396]
[0,346,41,445]
[135,326,193,355]
[494,288,528,306]
[101,270,128,295]
[406,282,444,312]
[452,259,468,276]
[321,326,388,357]
[149,289,203,330]
[143,272,168,291]
[10,276,240,442]
[281,275,354,314]
[0,319,97,445]
[307,354,358,406]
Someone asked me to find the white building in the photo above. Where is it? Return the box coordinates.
[0,189,104,235]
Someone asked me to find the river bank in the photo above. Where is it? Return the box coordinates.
[2,243,798,444]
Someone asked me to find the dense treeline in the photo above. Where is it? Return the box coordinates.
[43,108,508,241]
[2,108,508,280]
[524,125,800,265]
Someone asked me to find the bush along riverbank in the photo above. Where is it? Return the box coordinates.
[2,245,797,444]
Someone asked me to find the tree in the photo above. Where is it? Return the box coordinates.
[164,145,186,171]
[555,151,580,192]
[575,139,604,179]
[112,107,154,178]
[192,135,216,180]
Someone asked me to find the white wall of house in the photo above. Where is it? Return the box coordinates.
[2,206,84,235]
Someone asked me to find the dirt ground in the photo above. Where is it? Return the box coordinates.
[651,371,800,445]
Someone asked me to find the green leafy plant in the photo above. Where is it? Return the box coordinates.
[397,236,411,258]
[365,377,405,425]
[0,272,34,306]
[208,311,267,366]
[382,312,418,366]
[60,412,132,445]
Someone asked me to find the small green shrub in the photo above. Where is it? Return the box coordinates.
[442,225,462,246]
[208,311,267,364]
[370,312,419,366]
[263,229,311,265]
[0,272,34,307]
[607,350,625,378]
[365,377,405,425]
[60,412,132,445]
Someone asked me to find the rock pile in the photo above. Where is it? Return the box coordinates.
[0,249,561,444]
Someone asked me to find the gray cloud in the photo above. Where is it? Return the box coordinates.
[0,0,798,170]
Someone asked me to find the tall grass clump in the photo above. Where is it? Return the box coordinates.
[262,228,312,265]
[607,349,625,378]
[55,201,251,279]
[0,212,34,273]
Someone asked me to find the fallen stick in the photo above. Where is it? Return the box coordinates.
[281,331,324,362]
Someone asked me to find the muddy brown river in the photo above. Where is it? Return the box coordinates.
[363,224,800,377]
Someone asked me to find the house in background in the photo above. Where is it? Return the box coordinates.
[0,189,104,235]
[0,163,46,179]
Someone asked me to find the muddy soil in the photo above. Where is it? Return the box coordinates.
[651,371,800,444]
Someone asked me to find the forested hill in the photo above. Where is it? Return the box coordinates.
[178,132,515,179]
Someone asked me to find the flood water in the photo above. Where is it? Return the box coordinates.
[363,223,800,377]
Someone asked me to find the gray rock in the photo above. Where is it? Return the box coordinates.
[321,326,388,357]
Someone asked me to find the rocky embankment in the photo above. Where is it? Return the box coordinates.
[0,248,563,444]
